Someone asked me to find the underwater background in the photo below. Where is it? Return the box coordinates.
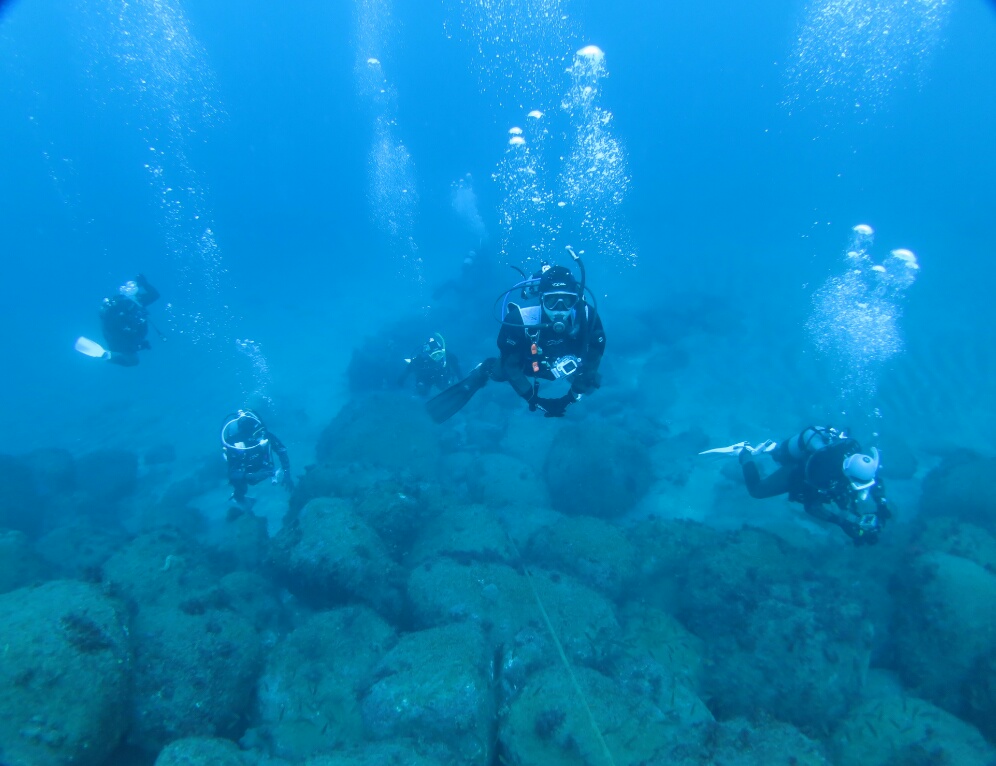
[1,0,996,764]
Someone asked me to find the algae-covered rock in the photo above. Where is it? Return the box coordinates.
[701,583,873,730]
[893,551,996,716]
[702,717,831,766]
[543,422,654,518]
[269,497,404,617]
[362,622,494,766]
[303,742,445,766]
[409,501,515,566]
[500,664,709,766]
[407,559,621,668]
[34,522,126,579]
[526,514,639,598]
[103,527,217,610]
[218,571,285,633]
[129,605,262,752]
[248,606,396,761]
[670,529,871,729]
[465,452,548,510]
[618,602,705,693]
[154,736,246,766]
[0,580,131,766]
[832,695,996,766]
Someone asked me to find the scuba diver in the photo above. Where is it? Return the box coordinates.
[427,246,605,422]
[398,333,463,396]
[221,409,293,512]
[703,426,891,545]
[74,274,161,366]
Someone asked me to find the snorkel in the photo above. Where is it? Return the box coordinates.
[565,245,586,305]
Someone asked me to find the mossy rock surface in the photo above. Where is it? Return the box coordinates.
[0,580,131,766]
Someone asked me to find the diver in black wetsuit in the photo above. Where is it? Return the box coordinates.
[399,333,463,396]
[221,409,293,512]
[738,426,891,545]
[427,248,605,422]
[99,274,160,367]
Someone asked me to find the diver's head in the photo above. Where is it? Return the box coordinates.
[222,409,267,451]
[119,280,139,299]
[539,266,580,333]
[423,333,446,363]
[842,447,879,491]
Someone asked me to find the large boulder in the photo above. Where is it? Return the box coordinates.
[129,605,262,752]
[154,736,246,766]
[407,559,621,670]
[500,664,710,766]
[102,528,217,610]
[920,453,996,533]
[303,743,445,766]
[464,452,549,510]
[408,501,515,566]
[526,514,638,598]
[833,694,996,766]
[0,580,131,766]
[361,623,494,766]
[893,551,996,719]
[676,527,872,730]
[543,422,653,518]
[247,606,396,761]
[34,522,126,579]
[269,497,404,617]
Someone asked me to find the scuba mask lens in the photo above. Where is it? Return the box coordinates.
[428,348,445,362]
[542,292,578,312]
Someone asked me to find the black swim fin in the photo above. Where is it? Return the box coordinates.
[426,363,491,423]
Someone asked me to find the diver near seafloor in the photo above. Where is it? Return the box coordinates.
[221,409,293,513]
[74,274,162,366]
[426,246,605,422]
[398,333,463,396]
[703,426,892,545]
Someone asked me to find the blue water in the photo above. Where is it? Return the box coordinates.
[1,0,996,763]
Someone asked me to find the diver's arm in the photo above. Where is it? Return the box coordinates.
[267,433,291,473]
[571,307,606,397]
[135,274,160,306]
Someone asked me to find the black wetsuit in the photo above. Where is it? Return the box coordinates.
[740,438,890,544]
[490,302,606,412]
[100,277,160,367]
[224,432,291,503]
[399,352,462,396]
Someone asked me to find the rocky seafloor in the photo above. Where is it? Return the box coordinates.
[1,390,995,766]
